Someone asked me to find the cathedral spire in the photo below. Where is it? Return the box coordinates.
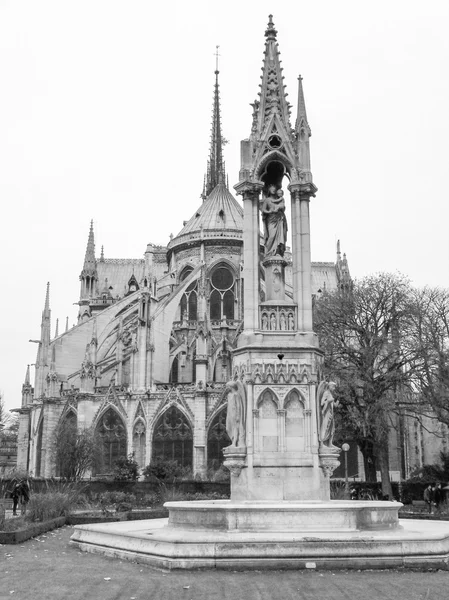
[205,46,226,197]
[54,318,59,338]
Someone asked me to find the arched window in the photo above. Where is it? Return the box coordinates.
[169,355,179,384]
[152,406,193,468]
[209,265,236,321]
[133,421,146,469]
[94,408,127,475]
[55,411,77,478]
[207,408,230,469]
[179,267,197,321]
[213,354,230,382]
[35,418,44,477]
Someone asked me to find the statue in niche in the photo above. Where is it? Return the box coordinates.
[261,313,269,330]
[288,312,294,330]
[280,312,287,330]
[270,312,276,330]
[261,184,288,257]
[317,381,339,450]
[225,379,247,448]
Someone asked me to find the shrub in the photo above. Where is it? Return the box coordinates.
[206,465,230,483]
[27,492,74,522]
[143,459,184,481]
[26,480,83,522]
[330,480,348,500]
[113,454,139,481]
[116,501,133,513]
[97,491,137,511]
[1,516,27,532]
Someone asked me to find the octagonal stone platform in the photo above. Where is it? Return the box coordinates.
[70,500,449,571]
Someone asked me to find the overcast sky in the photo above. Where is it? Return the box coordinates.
[1,0,448,411]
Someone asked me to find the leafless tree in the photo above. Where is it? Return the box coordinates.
[314,273,418,497]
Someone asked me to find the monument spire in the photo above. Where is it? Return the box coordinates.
[204,46,226,197]
[253,14,292,140]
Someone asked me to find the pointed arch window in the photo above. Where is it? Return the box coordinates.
[94,408,127,475]
[152,406,193,468]
[209,265,236,321]
[179,267,197,321]
[55,410,77,478]
[207,408,230,469]
[169,355,179,384]
[35,418,44,477]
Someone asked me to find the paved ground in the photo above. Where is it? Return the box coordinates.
[1,525,448,600]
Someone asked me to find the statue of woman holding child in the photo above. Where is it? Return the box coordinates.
[261,184,288,257]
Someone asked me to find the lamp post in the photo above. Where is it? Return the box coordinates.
[342,443,350,498]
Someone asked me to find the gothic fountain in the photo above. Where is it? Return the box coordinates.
[70,15,449,570]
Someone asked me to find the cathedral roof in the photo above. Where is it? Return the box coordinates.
[97,258,145,298]
[168,183,243,252]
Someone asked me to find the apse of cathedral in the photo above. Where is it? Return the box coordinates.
[16,17,351,479]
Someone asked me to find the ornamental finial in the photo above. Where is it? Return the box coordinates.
[265,14,277,40]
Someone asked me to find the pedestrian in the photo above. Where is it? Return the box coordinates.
[423,483,435,514]
[434,482,444,510]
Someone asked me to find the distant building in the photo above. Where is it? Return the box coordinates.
[0,429,18,475]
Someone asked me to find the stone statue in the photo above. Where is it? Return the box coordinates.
[317,381,339,450]
[280,312,287,330]
[225,379,247,448]
[261,184,288,257]
[262,313,269,330]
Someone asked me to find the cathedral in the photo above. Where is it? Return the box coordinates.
[16,17,354,479]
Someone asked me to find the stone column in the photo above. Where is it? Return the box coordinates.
[193,388,207,477]
[290,188,302,325]
[235,182,264,333]
[288,182,317,332]
[300,197,313,332]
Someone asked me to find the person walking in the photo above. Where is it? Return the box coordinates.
[434,482,444,510]
[423,483,435,514]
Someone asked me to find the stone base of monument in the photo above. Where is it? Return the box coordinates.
[70,500,449,570]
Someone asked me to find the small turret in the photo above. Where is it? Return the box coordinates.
[21,364,33,407]
[35,282,51,397]
[78,220,98,322]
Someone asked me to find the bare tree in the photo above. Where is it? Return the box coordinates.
[53,418,100,481]
[407,287,449,426]
[314,273,417,497]
[0,393,18,433]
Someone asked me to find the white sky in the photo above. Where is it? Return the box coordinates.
[1,0,448,411]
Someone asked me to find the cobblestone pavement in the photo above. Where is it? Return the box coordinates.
[1,525,448,600]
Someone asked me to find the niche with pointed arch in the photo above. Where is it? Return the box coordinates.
[152,406,193,469]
